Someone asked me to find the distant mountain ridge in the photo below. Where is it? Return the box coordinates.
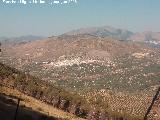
[0,35,46,43]
[63,26,160,45]
[1,26,160,46]
[63,26,134,40]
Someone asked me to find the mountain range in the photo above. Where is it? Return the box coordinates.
[1,26,160,46]
[63,26,160,45]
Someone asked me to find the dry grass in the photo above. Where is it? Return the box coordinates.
[0,86,85,120]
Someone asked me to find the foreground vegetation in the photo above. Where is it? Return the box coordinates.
[0,86,85,120]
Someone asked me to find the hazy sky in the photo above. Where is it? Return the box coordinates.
[0,0,160,37]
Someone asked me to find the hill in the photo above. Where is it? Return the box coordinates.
[1,34,145,62]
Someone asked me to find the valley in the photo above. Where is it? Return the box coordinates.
[0,33,160,119]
